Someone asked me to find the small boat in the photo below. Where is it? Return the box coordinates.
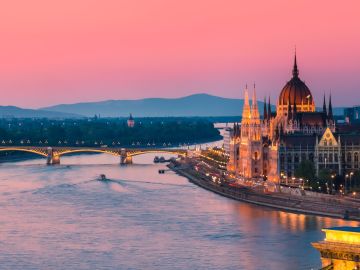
[98,174,109,181]
[159,156,166,163]
[154,156,160,163]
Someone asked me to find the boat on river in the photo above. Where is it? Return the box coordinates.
[98,174,109,182]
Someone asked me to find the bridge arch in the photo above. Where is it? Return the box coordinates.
[0,148,48,157]
[56,149,120,157]
[128,150,187,157]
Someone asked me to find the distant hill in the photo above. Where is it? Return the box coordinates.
[0,106,82,119]
[41,94,276,117]
[1,94,345,119]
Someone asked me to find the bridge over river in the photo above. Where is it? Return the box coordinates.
[0,146,188,164]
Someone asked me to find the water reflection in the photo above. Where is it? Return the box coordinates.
[0,153,358,270]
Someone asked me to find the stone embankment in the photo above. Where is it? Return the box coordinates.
[169,162,360,221]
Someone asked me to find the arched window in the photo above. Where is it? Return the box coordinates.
[318,153,323,162]
[329,139,333,146]
[323,140,327,146]
[329,153,333,162]
[355,153,359,168]
[335,153,338,162]
[294,153,299,163]
[254,152,258,160]
[347,152,352,163]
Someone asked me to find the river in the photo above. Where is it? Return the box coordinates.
[0,152,358,270]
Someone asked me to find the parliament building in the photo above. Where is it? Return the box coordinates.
[227,54,360,185]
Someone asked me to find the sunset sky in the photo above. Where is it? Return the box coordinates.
[0,0,359,108]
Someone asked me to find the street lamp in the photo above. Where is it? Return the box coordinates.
[345,174,349,194]
[350,172,354,191]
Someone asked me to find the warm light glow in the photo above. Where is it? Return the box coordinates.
[323,228,360,244]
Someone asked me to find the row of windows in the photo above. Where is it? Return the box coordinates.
[280,153,314,163]
[280,152,360,164]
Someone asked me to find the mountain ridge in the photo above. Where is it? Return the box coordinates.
[41,93,344,117]
[41,94,269,117]
[0,105,83,119]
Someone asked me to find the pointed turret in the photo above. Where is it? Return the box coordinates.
[251,84,260,119]
[322,93,327,115]
[328,94,333,120]
[263,97,268,120]
[242,85,251,120]
[292,50,299,78]
[267,96,271,120]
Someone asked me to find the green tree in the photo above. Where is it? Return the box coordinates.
[294,160,316,181]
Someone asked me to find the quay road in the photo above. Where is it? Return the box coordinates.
[170,157,360,221]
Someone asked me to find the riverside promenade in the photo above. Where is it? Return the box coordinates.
[169,160,360,221]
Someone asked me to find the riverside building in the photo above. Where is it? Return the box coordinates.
[227,53,360,185]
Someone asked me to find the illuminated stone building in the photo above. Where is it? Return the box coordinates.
[227,53,360,183]
[312,227,360,270]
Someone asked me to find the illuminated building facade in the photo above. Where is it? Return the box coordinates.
[312,227,360,270]
[227,53,360,182]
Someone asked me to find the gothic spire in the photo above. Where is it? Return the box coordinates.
[322,93,327,115]
[263,97,268,120]
[251,84,260,119]
[328,93,333,120]
[267,96,271,120]
[242,85,251,119]
[292,49,299,78]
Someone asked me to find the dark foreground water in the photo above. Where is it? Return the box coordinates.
[0,153,357,270]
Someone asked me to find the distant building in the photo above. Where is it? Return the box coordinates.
[223,127,233,155]
[127,113,135,128]
[344,106,360,124]
[312,226,360,269]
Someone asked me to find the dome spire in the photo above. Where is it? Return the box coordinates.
[292,48,299,78]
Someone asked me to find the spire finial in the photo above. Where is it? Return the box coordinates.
[292,47,299,78]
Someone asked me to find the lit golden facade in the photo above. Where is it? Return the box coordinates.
[227,85,279,183]
[312,227,360,270]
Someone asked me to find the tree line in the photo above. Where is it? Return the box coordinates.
[0,117,221,147]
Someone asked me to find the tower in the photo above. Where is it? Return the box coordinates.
[127,113,135,128]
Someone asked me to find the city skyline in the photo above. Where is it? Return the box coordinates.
[0,0,359,108]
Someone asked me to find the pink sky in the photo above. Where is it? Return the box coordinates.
[0,0,359,108]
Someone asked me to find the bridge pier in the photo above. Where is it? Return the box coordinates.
[120,155,132,165]
[120,149,132,165]
[46,147,60,165]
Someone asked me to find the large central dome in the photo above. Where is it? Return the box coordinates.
[277,54,315,113]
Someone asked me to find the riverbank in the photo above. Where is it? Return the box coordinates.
[169,160,360,221]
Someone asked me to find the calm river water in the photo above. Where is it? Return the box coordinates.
[0,152,358,270]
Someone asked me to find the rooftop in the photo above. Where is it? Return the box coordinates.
[324,226,360,233]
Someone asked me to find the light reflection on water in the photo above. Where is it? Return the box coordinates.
[0,153,358,270]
